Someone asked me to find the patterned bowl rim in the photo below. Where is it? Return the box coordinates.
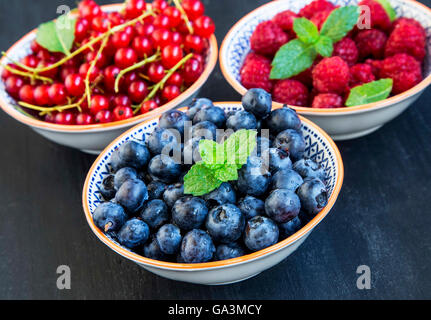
[0,4,218,133]
[82,101,344,271]
[219,0,431,116]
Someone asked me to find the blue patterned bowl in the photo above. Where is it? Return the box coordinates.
[220,0,431,140]
[82,102,344,285]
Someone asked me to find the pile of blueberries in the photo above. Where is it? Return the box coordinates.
[93,89,329,263]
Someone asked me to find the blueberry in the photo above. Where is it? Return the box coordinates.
[244,216,279,251]
[241,88,272,119]
[183,137,202,164]
[172,196,208,231]
[267,148,292,172]
[117,218,150,249]
[215,242,246,261]
[271,169,303,191]
[148,154,182,183]
[143,237,169,261]
[156,224,182,254]
[99,175,116,200]
[186,98,214,119]
[147,181,167,200]
[237,196,265,220]
[114,167,138,190]
[163,183,184,208]
[265,189,301,223]
[297,178,328,215]
[115,179,148,213]
[111,141,150,171]
[140,199,169,229]
[226,110,257,131]
[159,109,190,136]
[193,106,226,128]
[279,216,302,239]
[191,121,217,141]
[206,204,245,243]
[237,156,271,197]
[93,202,128,232]
[147,127,181,156]
[180,229,215,263]
[274,129,306,161]
[293,159,326,181]
[203,182,236,207]
[263,106,301,135]
[254,136,272,156]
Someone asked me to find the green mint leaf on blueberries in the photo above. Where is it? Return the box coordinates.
[214,164,238,182]
[36,14,77,55]
[293,18,320,44]
[320,6,360,43]
[225,129,257,167]
[375,0,396,22]
[270,39,317,79]
[199,139,225,166]
[346,79,393,107]
[183,162,223,196]
[315,35,333,57]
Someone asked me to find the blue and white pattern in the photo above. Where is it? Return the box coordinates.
[221,0,431,86]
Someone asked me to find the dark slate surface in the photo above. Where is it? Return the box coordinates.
[0,0,430,300]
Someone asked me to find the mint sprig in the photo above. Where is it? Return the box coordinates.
[184,129,257,196]
[375,0,397,22]
[346,79,393,107]
[320,6,360,43]
[36,14,77,55]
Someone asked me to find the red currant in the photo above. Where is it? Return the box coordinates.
[48,83,67,105]
[182,0,205,20]
[95,110,113,123]
[30,40,43,53]
[76,113,94,125]
[60,66,78,82]
[19,85,35,104]
[113,95,132,108]
[33,85,51,106]
[113,106,134,121]
[177,20,194,35]
[55,112,75,125]
[183,58,203,84]
[141,100,158,114]
[151,29,172,48]
[147,63,165,83]
[44,112,56,123]
[171,32,183,46]
[20,55,40,69]
[115,48,138,69]
[90,95,110,115]
[161,45,183,69]
[128,80,148,103]
[163,7,181,28]
[75,18,90,42]
[111,31,132,49]
[152,0,168,12]
[65,74,85,97]
[37,49,52,62]
[1,64,14,80]
[124,0,147,19]
[103,66,121,92]
[108,12,125,26]
[194,16,215,38]
[162,85,181,102]
[135,23,155,37]
[92,15,110,32]
[79,63,100,81]
[132,36,153,58]
[78,0,102,20]
[86,51,108,68]
[37,61,58,78]
[167,72,183,87]
[5,76,25,98]
[123,72,138,88]
[184,34,205,53]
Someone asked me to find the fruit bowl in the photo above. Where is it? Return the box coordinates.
[0,3,218,154]
[220,0,431,140]
[82,102,343,285]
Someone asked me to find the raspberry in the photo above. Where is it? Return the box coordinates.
[272,79,309,106]
[292,58,321,87]
[349,63,375,87]
[250,21,289,56]
[299,0,335,19]
[312,93,343,108]
[385,17,426,61]
[333,37,359,66]
[358,0,392,32]
[391,18,426,37]
[380,53,422,94]
[272,10,298,37]
[310,9,334,30]
[364,59,383,78]
[312,57,350,94]
[240,52,273,93]
[354,29,387,59]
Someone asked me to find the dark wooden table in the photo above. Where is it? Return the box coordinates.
[0,0,430,300]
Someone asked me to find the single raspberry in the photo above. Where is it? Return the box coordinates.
[365,59,383,78]
[299,0,335,19]
[310,8,334,30]
[385,18,426,61]
[240,52,273,93]
[391,18,426,37]
[312,57,350,94]
[272,10,298,37]
[349,63,375,87]
[380,53,423,94]
[312,93,344,108]
[333,37,359,66]
[272,79,309,106]
[355,29,388,59]
[250,21,289,56]
[358,0,392,32]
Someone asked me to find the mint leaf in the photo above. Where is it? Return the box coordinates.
[183,162,223,196]
[214,164,238,182]
[199,140,225,165]
[315,35,333,57]
[270,39,317,79]
[225,129,257,166]
[293,18,320,44]
[320,6,360,43]
[346,79,393,107]
[36,14,77,55]
[375,0,396,22]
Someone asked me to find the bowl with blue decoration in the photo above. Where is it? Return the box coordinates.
[220,0,431,140]
[82,101,344,285]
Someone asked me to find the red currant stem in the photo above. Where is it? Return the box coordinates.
[138,73,151,81]
[18,101,80,115]
[114,51,161,93]
[134,53,193,114]
[1,64,53,83]
[173,0,194,34]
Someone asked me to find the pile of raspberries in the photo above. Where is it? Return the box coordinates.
[240,0,426,109]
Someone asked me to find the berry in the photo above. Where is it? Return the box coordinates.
[132,36,153,58]
[65,74,85,97]
[143,237,169,260]
[151,28,172,48]
[167,72,183,87]
[76,113,94,125]
[141,100,158,114]
[95,110,113,123]
[182,0,205,20]
[192,121,217,141]
[193,105,226,128]
[21,55,39,69]
[312,93,344,109]
[279,216,302,239]
[184,34,205,53]
[171,32,183,46]
[148,154,182,183]
[333,37,359,66]
[159,109,190,135]
[147,127,181,155]
[272,10,298,37]
[103,65,121,92]
[310,9,334,30]
[297,178,328,215]
[78,0,102,20]
[47,83,67,105]
[215,243,245,261]
[206,204,245,243]
[113,95,132,108]
[147,181,167,200]
[355,29,388,59]
[358,0,392,32]
[110,140,150,171]
[203,182,237,207]
[90,95,110,114]
[293,158,326,181]
[299,0,335,19]
[240,53,273,93]
[268,148,292,172]
[33,85,51,106]
[272,79,309,106]
[115,179,148,213]
[237,156,271,197]
[113,106,133,121]
[244,216,279,252]
[54,112,75,125]
[180,229,215,263]
[153,14,171,29]
[163,183,184,208]
[115,48,138,69]
[117,218,150,249]
[91,15,110,32]
[163,7,181,28]
[156,224,182,254]
[147,62,165,83]
[79,63,99,81]
[186,98,213,119]
[172,196,209,231]
[5,76,24,98]
[274,129,306,161]
[93,202,127,232]
[349,63,375,87]
[182,58,203,85]
[270,169,304,191]
[161,45,183,69]
[162,85,181,102]
[263,106,302,135]
[128,81,148,103]
[241,88,272,119]
[99,174,116,200]
[152,0,168,12]
[114,167,138,190]
[250,21,288,56]
[312,57,350,94]
[237,196,265,220]
[265,189,301,223]
[124,0,147,19]
[364,59,383,78]
[140,199,169,229]
[226,110,257,131]
[111,31,132,49]
[19,85,35,104]
[194,16,215,38]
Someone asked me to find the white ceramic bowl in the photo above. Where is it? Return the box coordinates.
[0,4,218,154]
[220,0,431,140]
[82,102,344,285]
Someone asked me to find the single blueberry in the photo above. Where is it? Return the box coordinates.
[244,216,279,251]
[270,169,304,191]
[191,121,217,141]
[99,175,116,200]
[193,106,226,128]
[267,148,292,172]
[117,218,150,249]
[293,158,326,181]
[140,199,169,229]
[215,242,246,261]
[114,167,138,190]
[163,183,184,208]
[263,106,302,135]
[115,179,148,213]
[147,127,181,156]
[156,224,182,255]
[111,141,150,171]
[180,229,215,263]
[226,110,257,131]
[183,137,203,164]
[158,109,190,136]
[148,154,182,183]
[143,237,169,261]
[147,181,167,200]
[93,202,128,233]
[203,182,236,207]
[237,196,265,220]
[279,216,302,239]
[186,98,214,119]
[241,88,272,119]
[237,156,271,197]
[297,178,328,215]
[274,129,306,161]
[265,189,301,223]
[172,196,209,231]
[206,204,245,243]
